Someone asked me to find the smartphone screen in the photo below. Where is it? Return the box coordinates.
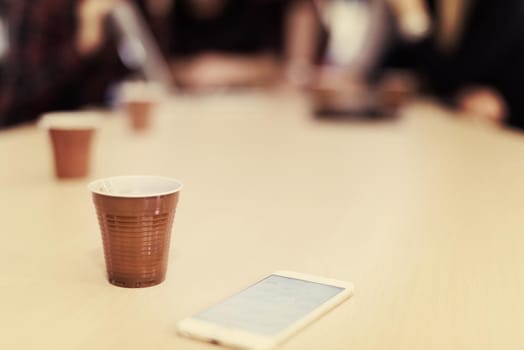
[193,275,345,336]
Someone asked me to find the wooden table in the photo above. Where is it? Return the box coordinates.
[1,91,523,349]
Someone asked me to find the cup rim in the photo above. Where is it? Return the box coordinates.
[88,175,183,198]
[38,111,102,130]
[119,81,165,103]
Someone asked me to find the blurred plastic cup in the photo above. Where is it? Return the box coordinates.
[119,81,165,131]
[126,100,153,130]
[39,111,101,179]
[88,175,182,288]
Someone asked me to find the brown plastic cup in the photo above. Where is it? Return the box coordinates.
[125,100,154,131]
[39,112,101,179]
[88,176,183,288]
[120,81,164,132]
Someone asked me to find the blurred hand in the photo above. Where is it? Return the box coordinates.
[284,0,318,88]
[312,66,365,91]
[284,61,315,88]
[456,86,507,126]
[386,0,431,41]
[76,0,120,55]
[172,53,279,90]
[172,54,239,89]
[377,70,419,110]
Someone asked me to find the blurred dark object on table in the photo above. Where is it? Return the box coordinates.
[311,67,417,119]
[311,67,385,119]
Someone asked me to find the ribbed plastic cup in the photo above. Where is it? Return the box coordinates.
[39,112,101,179]
[88,176,182,288]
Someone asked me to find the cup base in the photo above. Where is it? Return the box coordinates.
[56,171,89,179]
[108,275,165,288]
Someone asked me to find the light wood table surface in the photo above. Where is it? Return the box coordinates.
[1,91,523,349]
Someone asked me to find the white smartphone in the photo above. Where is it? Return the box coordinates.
[177,271,354,350]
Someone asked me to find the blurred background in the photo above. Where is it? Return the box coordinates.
[0,0,523,129]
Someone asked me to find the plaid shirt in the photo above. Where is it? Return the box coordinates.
[0,0,125,127]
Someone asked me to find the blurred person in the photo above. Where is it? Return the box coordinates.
[312,0,389,73]
[381,0,524,129]
[0,0,126,128]
[138,0,321,89]
[309,0,393,116]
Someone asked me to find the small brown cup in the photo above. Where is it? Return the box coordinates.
[88,176,182,288]
[125,100,154,131]
[120,81,164,132]
[39,112,100,179]
[49,129,93,178]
